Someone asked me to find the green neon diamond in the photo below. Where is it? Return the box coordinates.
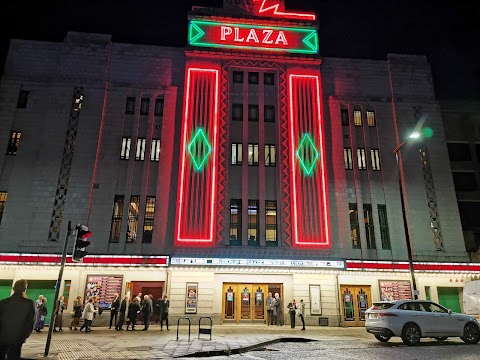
[296,133,319,176]
[187,128,212,172]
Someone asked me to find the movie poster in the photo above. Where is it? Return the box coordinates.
[85,275,123,309]
[185,283,198,314]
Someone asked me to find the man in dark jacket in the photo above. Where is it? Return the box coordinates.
[0,279,35,360]
[141,295,153,331]
[115,295,128,331]
[109,293,120,329]
[159,295,170,331]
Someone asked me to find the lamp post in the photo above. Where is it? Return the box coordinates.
[393,132,420,300]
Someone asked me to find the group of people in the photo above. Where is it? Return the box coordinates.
[266,292,305,330]
[287,298,306,330]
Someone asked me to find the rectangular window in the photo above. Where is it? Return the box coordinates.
[264,105,275,122]
[232,103,243,121]
[140,98,150,115]
[125,97,135,114]
[344,147,353,170]
[264,72,274,85]
[378,204,391,249]
[127,195,140,243]
[136,138,146,161]
[109,195,124,243]
[357,148,367,170]
[120,137,131,160]
[364,204,376,249]
[17,90,29,108]
[452,172,478,191]
[354,110,362,126]
[233,71,243,84]
[248,104,259,122]
[151,139,160,162]
[6,131,21,155]
[0,192,7,224]
[248,72,259,84]
[248,200,259,246]
[154,98,164,116]
[341,108,349,126]
[248,144,259,166]
[231,143,243,165]
[265,200,277,245]
[265,144,276,166]
[366,110,376,126]
[143,196,156,243]
[230,199,242,245]
[349,203,360,249]
[370,149,381,171]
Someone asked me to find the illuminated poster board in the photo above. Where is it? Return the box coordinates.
[84,275,123,309]
[379,280,412,301]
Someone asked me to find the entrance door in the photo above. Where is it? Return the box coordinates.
[437,287,462,313]
[340,285,371,327]
[222,283,271,323]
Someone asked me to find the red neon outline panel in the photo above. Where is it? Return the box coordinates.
[175,67,220,246]
[254,0,316,20]
[288,73,330,247]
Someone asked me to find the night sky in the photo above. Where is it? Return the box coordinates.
[1,0,479,99]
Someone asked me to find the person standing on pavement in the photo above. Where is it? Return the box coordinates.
[159,295,170,331]
[298,299,305,330]
[127,297,141,331]
[0,279,35,360]
[79,298,96,333]
[141,295,153,331]
[70,296,83,330]
[53,296,65,332]
[33,295,44,332]
[116,295,129,331]
[274,293,282,326]
[266,292,274,326]
[287,299,297,328]
[109,293,120,329]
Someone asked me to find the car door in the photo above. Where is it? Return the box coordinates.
[422,302,454,336]
[397,302,428,333]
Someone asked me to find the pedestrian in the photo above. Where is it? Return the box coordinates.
[141,295,153,331]
[274,293,282,326]
[287,298,297,328]
[127,297,141,331]
[154,297,161,323]
[53,295,65,332]
[266,292,274,326]
[298,299,305,330]
[79,298,95,333]
[109,293,120,329]
[69,296,82,330]
[34,296,47,332]
[116,295,128,331]
[159,295,169,331]
[0,279,35,360]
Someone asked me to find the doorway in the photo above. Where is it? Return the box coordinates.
[437,287,462,313]
[340,285,372,327]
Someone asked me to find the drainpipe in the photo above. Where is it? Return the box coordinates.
[335,273,342,327]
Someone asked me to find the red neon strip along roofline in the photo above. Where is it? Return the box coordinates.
[255,0,316,20]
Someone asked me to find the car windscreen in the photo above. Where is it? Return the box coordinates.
[372,302,395,310]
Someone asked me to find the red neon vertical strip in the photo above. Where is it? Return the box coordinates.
[288,74,329,247]
[176,67,219,245]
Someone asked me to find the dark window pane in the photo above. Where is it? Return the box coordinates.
[378,204,391,249]
[154,98,164,116]
[248,104,259,122]
[17,90,29,108]
[349,203,360,249]
[233,71,243,84]
[125,97,135,114]
[452,172,477,191]
[248,72,259,84]
[341,108,349,126]
[447,143,471,161]
[232,103,243,121]
[264,105,275,122]
[264,73,274,85]
[140,98,150,115]
[230,199,242,245]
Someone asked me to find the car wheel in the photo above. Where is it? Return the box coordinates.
[374,334,391,342]
[434,337,448,341]
[461,323,480,344]
[401,323,421,346]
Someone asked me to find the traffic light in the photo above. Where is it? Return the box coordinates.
[72,224,92,262]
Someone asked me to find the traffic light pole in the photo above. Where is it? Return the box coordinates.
[44,221,72,357]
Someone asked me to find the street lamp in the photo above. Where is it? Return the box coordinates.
[393,131,421,300]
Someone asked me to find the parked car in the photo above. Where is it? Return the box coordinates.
[365,300,480,346]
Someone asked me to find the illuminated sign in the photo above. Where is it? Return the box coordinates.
[254,0,316,21]
[189,20,318,54]
[170,257,345,269]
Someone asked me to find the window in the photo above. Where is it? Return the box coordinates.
[154,98,164,116]
[264,72,274,85]
[17,90,29,108]
[233,71,243,84]
[127,195,140,243]
[232,103,243,121]
[143,196,156,243]
[248,200,259,245]
[6,131,21,155]
[231,143,243,165]
[248,104,259,122]
[230,199,242,245]
[140,98,150,115]
[452,172,477,191]
[357,148,367,170]
[125,97,135,114]
[344,148,353,170]
[0,192,7,224]
[354,110,362,126]
[366,110,376,126]
[447,143,471,161]
[341,108,349,126]
[265,200,277,245]
[425,286,431,301]
[349,203,360,249]
[109,195,124,242]
[248,144,259,166]
[423,302,448,314]
[151,139,160,162]
[364,204,375,249]
[378,204,391,249]
[264,105,275,122]
[370,149,381,171]
[135,138,146,161]
[120,137,131,160]
[265,144,276,166]
[248,72,259,84]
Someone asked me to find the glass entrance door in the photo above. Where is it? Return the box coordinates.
[222,283,273,323]
[340,285,371,327]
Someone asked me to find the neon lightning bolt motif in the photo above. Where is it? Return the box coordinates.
[254,0,316,21]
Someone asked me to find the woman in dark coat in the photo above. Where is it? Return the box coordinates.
[69,296,83,330]
[126,297,141,331]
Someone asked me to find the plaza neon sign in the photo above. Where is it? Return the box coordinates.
[189,20,318,54]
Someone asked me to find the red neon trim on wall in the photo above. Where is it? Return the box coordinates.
[346,260,480,273]
[175,67,220,246]
[255,0,316,20]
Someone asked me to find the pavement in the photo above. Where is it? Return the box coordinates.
[21,324,371,359]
